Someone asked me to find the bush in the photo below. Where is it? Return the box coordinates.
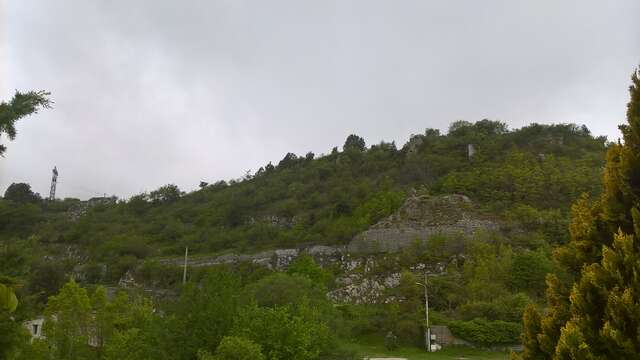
[458,293,530,322]
[449,319,521,346]
[214,336,265,360]
[384,331,399,350]
[27,261,66,303]
[135,260,181,288]
[287,255,332,287]
[233,304,330,360]
[106,255,137,283]
[83,262,105,283]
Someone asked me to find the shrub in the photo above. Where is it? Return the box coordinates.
[106,255,137,283]
[233,304,330,360]
[384,331,399,350]
[449,319,521,346]
[213,336,265,360]
[458,293,530,322]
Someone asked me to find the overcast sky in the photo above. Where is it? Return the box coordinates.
[1,1,638,200]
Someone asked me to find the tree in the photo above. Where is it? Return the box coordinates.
[0,312,30,360]
[286,255,331,287]
[211,336,265,360]
[0,283,18,312]
[243,273,326,309]
[447,120,473,135]
[0,283,31,359]
[43,280,93,360]
[510,250,552,297]
[233,304,329,360]
[3,182,41,203]
[28,260,66,304]
[278,152,299,168]
[149,184,182,203]
[0,90,51,156]
[343,134,365,152]
[103,328,164,360]
[164,270,241,359]
[514,304,545,360]
[519,67,640,358]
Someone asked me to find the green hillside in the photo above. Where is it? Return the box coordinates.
[0,119,609,359]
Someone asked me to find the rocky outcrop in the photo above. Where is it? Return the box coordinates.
[348,194,498,253]
[154,194,499,304]
[159,246,346,270]
[68,196,117,221]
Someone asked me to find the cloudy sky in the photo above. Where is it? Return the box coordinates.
[1,1,638,199]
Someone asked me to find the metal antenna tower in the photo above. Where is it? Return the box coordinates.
[49,166,58,201]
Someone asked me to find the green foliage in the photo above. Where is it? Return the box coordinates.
[458,293,530,323]
[0,200,44,238]
[43,280,94,359]
[510,250,552,297]
[384,331,399,351]
[463,241,514,302]
[0,119,606,265]
[165,270,241,359]
[0,311,30,359]
[27,260,67,304]
[212,336,265,360]
[286,255,332,287]
[449,319,521,346]
[233,303,330,360]
[103,328,163,360]
[0,90,51,156]
[41,281,160,360]
[514,304,545,360]
[521,67,640,358]
[0,117,615,358]
[343,134,366,152]
[3,183,41,203]
[0,283,18,313]
[149,184,183,203]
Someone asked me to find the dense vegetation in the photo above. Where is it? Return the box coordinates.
[1,86,616,358]
[513,68,640,359]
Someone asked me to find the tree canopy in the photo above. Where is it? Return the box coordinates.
[0,90,51,156]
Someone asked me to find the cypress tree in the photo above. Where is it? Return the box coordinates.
[516,304,546,360]
[520,67,640,358]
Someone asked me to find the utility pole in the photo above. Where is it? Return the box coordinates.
[416,273,431,352]
[182,246,189,284]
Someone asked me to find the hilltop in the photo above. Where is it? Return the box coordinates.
[0,118,612,354]
[1,120,606,278]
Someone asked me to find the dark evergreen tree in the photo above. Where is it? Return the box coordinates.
[343,134,366,152]
[3,182,41,203]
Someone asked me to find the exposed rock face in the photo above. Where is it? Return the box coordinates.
[153,194,499,304]
[328,271,403,304]
[68,196,117,221]
[348,194,497,253]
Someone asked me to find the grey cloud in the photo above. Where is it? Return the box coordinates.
[1,0,638,199]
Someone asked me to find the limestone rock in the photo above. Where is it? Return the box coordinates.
[348,194,497,254]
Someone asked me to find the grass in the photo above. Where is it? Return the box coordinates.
[342,341,511,360]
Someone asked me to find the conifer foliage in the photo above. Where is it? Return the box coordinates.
[517,67,640,359]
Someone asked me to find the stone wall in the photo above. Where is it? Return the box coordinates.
[349,194,497,253]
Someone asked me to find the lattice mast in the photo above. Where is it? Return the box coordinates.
[49,166,58,201]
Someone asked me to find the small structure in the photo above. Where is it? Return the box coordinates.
[430,325,470,347]
[24,317,45,341]
[467,144,476,160]
[49,166,58,201]
[24,316,100,347]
